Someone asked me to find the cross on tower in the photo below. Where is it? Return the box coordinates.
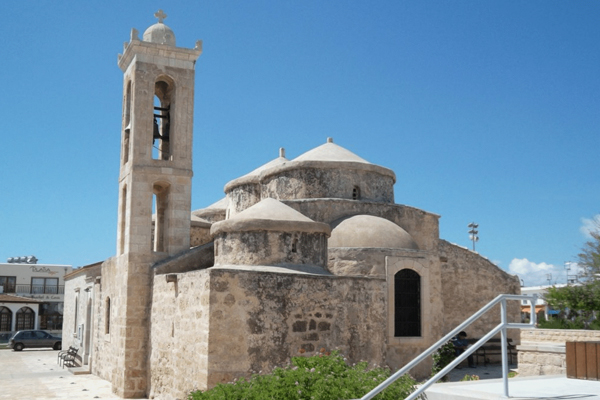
[154,9,167,23]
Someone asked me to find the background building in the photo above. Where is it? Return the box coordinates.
[0,256,72,338]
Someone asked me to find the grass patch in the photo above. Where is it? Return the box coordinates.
[188,350,417,400]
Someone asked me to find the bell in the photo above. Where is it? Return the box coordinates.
[153,117,161,143]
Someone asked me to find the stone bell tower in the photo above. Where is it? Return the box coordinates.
[112,10,202,397]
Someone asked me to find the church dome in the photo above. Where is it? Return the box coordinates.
[211,198,330,236]
[329,215,418,249]
[224,148,288,192]
[259,138,396,203]
[143,23,176,46]
[293,137,371,163]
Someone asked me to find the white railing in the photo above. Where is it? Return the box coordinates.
[356,294,538,400]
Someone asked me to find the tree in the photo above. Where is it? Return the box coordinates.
[543,216,600,329]
[577,216,600,280]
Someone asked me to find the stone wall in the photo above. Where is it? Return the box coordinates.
[63,263,102,366]
[226,183,261,217]
[327,248,422,278]
[148,267,388,398]
[215,231,328,267]
[205,268,387,388]
[190,225,212,247]
[92,257,122,387]
[148,269,211,400]
[261,163,395,204]
[438,240,521,339]
[518,329,600,376]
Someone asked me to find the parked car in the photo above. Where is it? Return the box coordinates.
[9,330,62,351]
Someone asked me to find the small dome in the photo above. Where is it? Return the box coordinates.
[143,22,176,46]
[211,198,331,236]
[329,215,418,250]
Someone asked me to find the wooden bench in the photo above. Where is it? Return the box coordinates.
[467,338,517,366]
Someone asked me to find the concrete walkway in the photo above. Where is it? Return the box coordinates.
[425,374,600,400]
[3,348,600,400]
[0,348,144,400]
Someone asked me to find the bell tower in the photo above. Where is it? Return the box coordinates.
[112,10,202,397]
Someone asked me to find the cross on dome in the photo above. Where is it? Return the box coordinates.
[154,9,167,23]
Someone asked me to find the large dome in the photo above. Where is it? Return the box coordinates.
[329,215,418,249]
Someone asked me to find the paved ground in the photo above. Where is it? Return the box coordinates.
[446,362,507,382]
[3,349,600,400]
[0,348,144,400]
[425,375,600,400]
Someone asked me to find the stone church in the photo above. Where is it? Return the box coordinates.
[63,12,520,400]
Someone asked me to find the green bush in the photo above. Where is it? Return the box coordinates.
[188,350,417,400]
[431,341,456,382]
[538,315,598,330]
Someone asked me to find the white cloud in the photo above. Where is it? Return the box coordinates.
[508,258,583,287]
[580,214,600,239]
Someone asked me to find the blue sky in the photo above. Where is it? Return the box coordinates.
[1,1,598,286]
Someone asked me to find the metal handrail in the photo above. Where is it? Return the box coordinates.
[356,294,538,400]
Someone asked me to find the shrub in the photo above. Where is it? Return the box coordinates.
[431,341,456,382]
[188,350,417,400]
[460,374,479,381]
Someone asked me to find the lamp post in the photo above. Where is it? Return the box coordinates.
[468,222,479,251]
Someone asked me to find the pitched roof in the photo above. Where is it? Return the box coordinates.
[0,294,43,303]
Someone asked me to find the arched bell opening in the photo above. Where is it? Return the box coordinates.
[152,77,174,161]
[122,81,132,165]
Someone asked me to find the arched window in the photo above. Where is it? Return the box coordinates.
[352,186,360,200]
[0,307,12,331]
[105,297,111,334]
[394,269,421,337]
[119,185,127,255]
[122,80,132,165]
[16,307,34,331]
[153,182,170,252]
[152,78,173,160]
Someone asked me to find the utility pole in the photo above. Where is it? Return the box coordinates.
[468,222,479,251]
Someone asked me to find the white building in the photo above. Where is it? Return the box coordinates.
[520,284,567,321]
[0,257,72,334]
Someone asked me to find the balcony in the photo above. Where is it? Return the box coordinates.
[1,285,65,295]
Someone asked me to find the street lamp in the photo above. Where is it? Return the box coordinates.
[565,262,578,284]
[468,222,479,251]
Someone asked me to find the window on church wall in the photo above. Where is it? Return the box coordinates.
[73,297,78,333]
[105,297,110,334]
[394,269,421,337]
[16,307,34,331]
[152,183,170,253]
[0,307,12,331]
[152,79,173,161]
[123,81,132,165]
[119,185,127,254]
[352,186,360,200]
